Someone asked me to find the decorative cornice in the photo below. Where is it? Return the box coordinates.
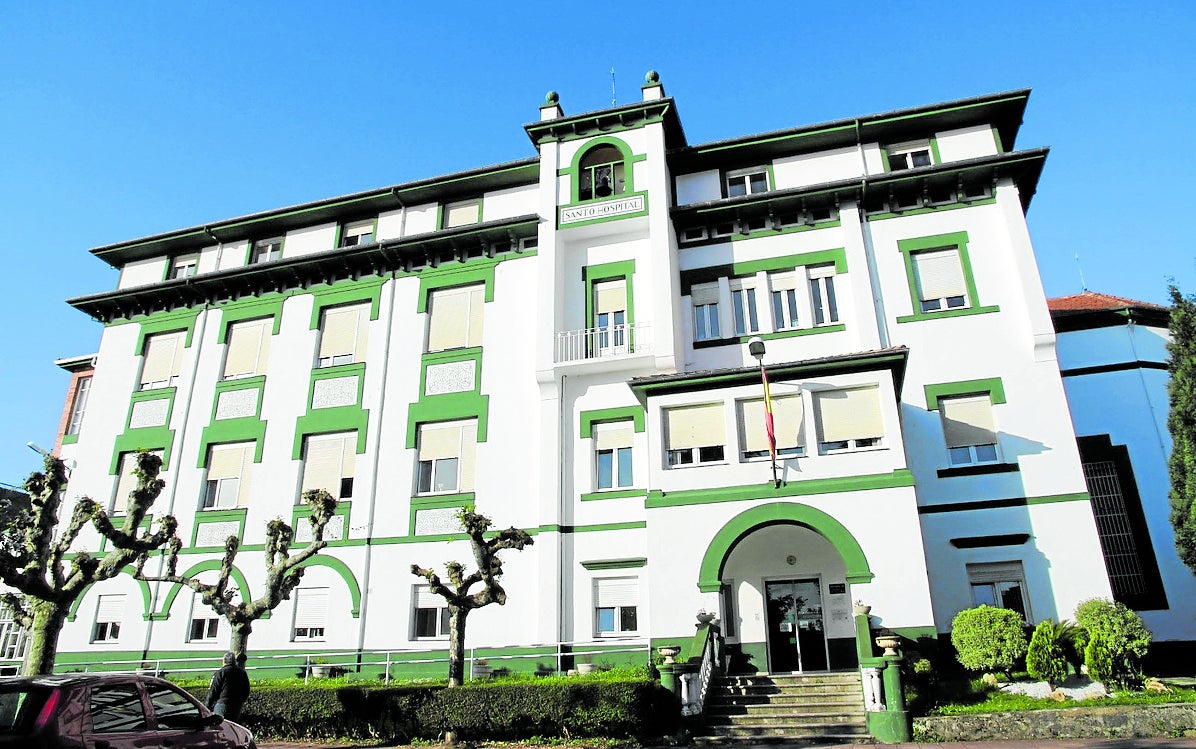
[524,98,686,149]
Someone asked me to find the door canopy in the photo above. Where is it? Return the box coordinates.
[697,502,873,592]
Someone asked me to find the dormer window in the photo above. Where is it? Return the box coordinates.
[885,140,934,171]
[579,145,626,201]
[252,237,283,264]
[340,220,375,247]
[726,167,769,197]
[443,199,481,229]
[169,255,198,279]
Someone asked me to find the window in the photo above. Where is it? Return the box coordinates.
[301,432,356,502]
[593,279,627,354]
[665,403,726,467]
[726,167,769,197]
[146,682,205,731]
[594,578,638,636]
[730,280,760,336]
[0,605,29,661]
[252,237,283,264]
[939,395,1000,466]
[1083,456,1153,603]
[594,422,634,490]
[912,249,968,313]
[814,387,884,453]
[188,593,220,642]
[416,420,476,494]
[691,284,721,342]
[67,376,92,436]
[426,285,484,352]
[92,594,125,643]
[808,265,839,325]
[770,272,801,331]
[139,331,185,390]
[292,587,328,641]
[443,199,481,228]
[412,585,450,639]
[169,254,198,279]
[967,561,1029,620]
[885,140,933,171]
[316,303,369,367]
[739,395,804,460]
[578,145,626,201]
[112,450,163,514]
[89,684,147,733]
[339,220,374,247]
[222,318,271,380]
[201,442,253,510]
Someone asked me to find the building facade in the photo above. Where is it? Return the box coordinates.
[19,76,1186,676]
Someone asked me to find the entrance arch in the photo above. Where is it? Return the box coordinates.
[697,502,873,593]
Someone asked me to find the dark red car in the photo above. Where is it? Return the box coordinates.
[0,672,255,748]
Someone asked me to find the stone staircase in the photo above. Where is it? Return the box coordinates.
[694,670,871,744]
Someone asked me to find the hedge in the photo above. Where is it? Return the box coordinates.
[189,677,679,742]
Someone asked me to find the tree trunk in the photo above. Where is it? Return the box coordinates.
[446,606,469,687]
[24,603,68,676]
[229,621,252,659]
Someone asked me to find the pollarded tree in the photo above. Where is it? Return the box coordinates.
[137,489,337,657]
[411,509,533,686]
[0,452,178,675]
[1167,284,1196,571]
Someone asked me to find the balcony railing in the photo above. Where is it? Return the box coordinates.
[555,322,652,364]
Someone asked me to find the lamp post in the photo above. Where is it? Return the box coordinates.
[748,337,780,488]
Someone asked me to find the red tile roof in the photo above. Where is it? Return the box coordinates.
[1047,291,1167,313]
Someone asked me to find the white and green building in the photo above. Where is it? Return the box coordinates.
[31,75,1193,680]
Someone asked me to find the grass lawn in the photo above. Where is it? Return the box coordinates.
[924,674,1196,716]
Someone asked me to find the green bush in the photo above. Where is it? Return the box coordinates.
[1025,620,1069,686]
[949,605,1027,674]
[1074,597,1151,688]
[190,675,677,742]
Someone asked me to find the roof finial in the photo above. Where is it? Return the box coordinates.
[1075,252,1088,292]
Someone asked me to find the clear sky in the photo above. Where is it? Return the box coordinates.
[0,1,1193,486]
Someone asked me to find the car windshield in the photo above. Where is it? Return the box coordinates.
[0,685,52,733]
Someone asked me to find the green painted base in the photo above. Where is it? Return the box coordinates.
[868,710,911,743]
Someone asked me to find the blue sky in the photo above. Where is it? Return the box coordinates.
[1,2,1193,486]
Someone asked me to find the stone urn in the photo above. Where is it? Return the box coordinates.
[853,603,871,616]
[657,645,681,664]
[875,634,901,657]
[696,610,716,625]
[472,661,493,679]
[309,664,333,678]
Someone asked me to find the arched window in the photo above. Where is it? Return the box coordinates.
[578,145,626,201]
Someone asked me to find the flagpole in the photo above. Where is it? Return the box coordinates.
[748,337,781,488]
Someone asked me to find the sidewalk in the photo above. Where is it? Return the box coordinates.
[260,740,1196,749]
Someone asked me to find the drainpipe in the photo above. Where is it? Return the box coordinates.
[140,302,210,664]
[354,270,397,666]
[557,372,568,654]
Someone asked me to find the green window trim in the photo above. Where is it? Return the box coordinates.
[416,261,498,313]
[646,469,914,509]
[409,493,475,538]
[189,508,249,549]
[292,364,369,459]
[153,559,255,621]
[111,428,176,475]
[307,278,385,329]
[559,136,645,205]
[405,394,490,449]
[879,136,941,172]
[721,164,778,199]
[923,377,1007,411]
[67,570,152,623]
[583,259,637,334]
[215,297,286,344]
[581,558,647,570]
[895,231,998,324]
[333,217,380,248]
[124,388,176,431]
[198,377,267,466]
[291,500,352,547]
[579,406,646,438]
[419,349,483,398]
[436,198,485,231]
[679,248,847,296]
[133,309,202,356]
[61,434,79,445]
[296,556,362,617]
[864,197,997,223]
[580,488,647,502]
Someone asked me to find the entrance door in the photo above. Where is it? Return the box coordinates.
[765,578,828,672]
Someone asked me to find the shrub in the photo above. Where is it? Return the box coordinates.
[1025,620,1069,686]
[1074,598,1151,688]
[949,605,1027,674]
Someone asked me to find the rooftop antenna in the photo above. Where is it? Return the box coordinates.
[1075,252,1088,292]
[611,68,616,106]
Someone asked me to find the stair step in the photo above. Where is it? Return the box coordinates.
[700,724,871,738]
[698,670,867,741]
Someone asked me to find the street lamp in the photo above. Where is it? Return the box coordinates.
[747,337,781,488]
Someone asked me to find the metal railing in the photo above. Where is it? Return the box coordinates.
[555,322,651,364]
[681,625,719,716]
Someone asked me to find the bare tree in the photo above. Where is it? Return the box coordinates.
[137,489,337,657]
[0,452,177,675]
[411,509,533,686]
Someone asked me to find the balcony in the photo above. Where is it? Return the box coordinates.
[555,322,652,364]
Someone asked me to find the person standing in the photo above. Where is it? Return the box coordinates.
[205,651,251,721]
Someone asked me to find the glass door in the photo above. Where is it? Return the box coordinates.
[765,578,827,672]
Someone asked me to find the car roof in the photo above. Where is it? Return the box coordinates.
[0,673,168,689]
